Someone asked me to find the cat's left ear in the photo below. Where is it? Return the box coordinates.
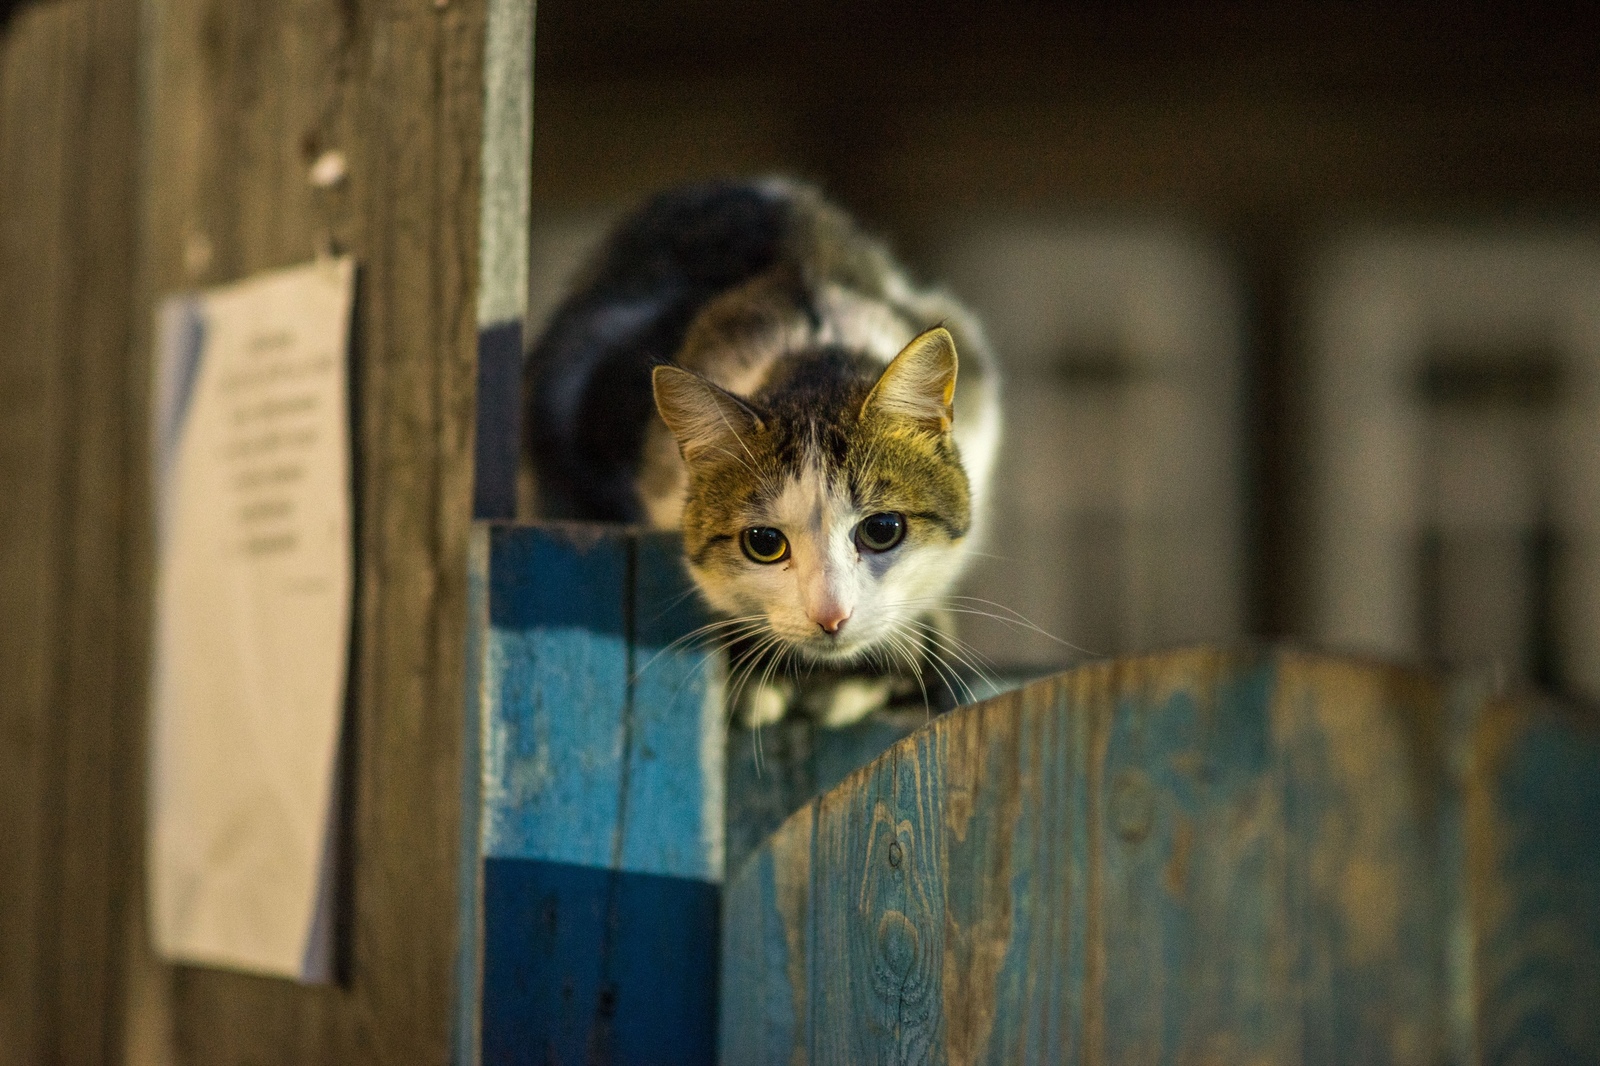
[653,365,766,463]
[861,326,958,432]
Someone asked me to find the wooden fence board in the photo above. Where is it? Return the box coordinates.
[458,522,939,1065]
[0,10,88,1063]
[0,2,141,1063]
[124,0,492,1061]
[1467,698,1600,1062]
[723,648,1600,1064]
[462,524,725,1065]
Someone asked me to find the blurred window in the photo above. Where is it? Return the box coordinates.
[1307,230,1600,699]
[931,220,1246,666]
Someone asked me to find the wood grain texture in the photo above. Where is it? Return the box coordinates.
[462,524,726,1064]
[122,0,489,1062]
[725,712,930,878]
[722,648,1600,1065]
[0,1,141,1063]
[458,522,933,1063]
[1466,696,1600,1062]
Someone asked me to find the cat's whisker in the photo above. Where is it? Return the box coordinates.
[653,624,774,715]
[895,595,1098,658]
[876,630,928,713]
[729,633,771,710]
[642,582,708,625]
[748,638,798,778]
[885,628,934,717]
[631,618,771,714]
[906,621,1000,697]
[906,618,1000,683]
[725,632,785,729]
[900,615,983,706]
[632,614,768,683]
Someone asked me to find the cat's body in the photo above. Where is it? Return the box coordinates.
[526,179,1000,724]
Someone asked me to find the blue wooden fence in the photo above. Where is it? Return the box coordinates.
[456,524,1600,1065]
[722,649,1600,1065]
[454,523,927,1064]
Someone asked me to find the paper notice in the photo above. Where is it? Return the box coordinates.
[149,257,355,982]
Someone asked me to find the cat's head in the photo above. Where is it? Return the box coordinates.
[653,327,973,666]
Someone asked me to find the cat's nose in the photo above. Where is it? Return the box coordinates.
[812,607,851,635]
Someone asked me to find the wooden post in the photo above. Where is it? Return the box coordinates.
[0,3,141,1062]
[471,0,533,520]
[122,0,492,1061]
[458,524,726,1064]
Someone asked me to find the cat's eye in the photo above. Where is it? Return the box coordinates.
[856,512,906,552]
[740,526,789,564]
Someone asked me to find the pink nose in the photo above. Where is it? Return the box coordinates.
[812,607,850,635]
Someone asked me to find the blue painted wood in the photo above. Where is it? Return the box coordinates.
[459,523,726,1065]
[721,649,1600,1064]
[724,711,931,879]
[1468,698,1600,1063]
[482,858,719,1066]
[456,521,1058,1064]
[624,532,724,881]
[482,525,632,868]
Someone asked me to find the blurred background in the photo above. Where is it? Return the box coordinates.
[523,2,1600,703]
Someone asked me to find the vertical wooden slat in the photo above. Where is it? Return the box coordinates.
[471,0,532,520]
[123,0,489,1061]
[464,524,724,1065]
[0,10,84,1064]
[0,1,141,1062]
[1467,697,1600,1061]
[51,0,143,1052]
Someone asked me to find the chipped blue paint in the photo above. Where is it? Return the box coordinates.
[722,650,1600,1064]
[458,523,726,1064]
[620,532,724,881]
[483,625,630,865]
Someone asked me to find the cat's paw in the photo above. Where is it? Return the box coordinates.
[737,678,794,728]
[810,678,893,728]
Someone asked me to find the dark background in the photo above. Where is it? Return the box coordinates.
[524,1,1600,666]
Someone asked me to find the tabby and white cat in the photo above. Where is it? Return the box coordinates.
[526,179,1000,725]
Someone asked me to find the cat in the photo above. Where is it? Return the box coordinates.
[525,178,1000,725]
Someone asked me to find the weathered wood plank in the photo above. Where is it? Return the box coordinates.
[723,648,1600,1064]
[471,0,532,520]
[725,711,930,877]
[1467,696,1600,1062]
[462,523,725,1065]
[0,10,87,1063]
[461,522,935,1064]
[124,0,491,1061]
[0,1,142,1063]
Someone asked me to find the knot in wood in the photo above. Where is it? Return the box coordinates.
[887,840,903,867]
[876,910,919,978]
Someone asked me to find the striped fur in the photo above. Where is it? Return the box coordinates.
[526,179,1000,720]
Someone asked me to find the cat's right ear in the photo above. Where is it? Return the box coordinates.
[652,366,765,463]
